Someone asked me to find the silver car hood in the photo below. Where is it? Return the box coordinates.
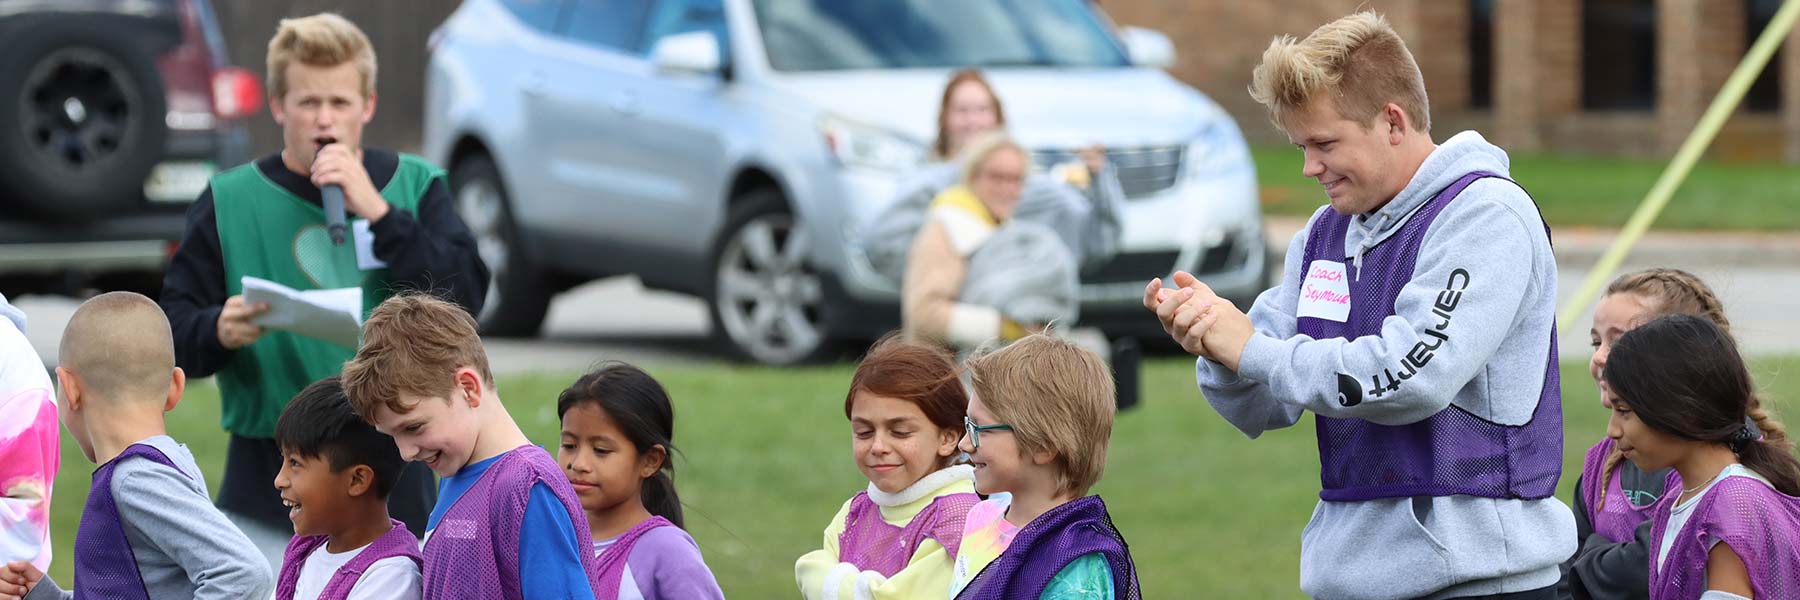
[763,67,1229,150]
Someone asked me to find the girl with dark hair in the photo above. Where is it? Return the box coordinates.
[1603,314,1800,600]
[557,363,723,600]
[1561,268,1787,600]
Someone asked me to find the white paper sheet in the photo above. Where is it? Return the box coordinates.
[241,276,362,349]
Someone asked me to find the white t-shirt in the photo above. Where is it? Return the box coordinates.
[1656,464,1773,572]
[592,538,644,600]
[290,540,422,600]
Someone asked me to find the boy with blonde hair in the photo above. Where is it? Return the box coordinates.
[159,12,486,566]
[0,292,272,599]
[341,294,592,598]
[1145,11,1573,599]
[949,334,1137,599]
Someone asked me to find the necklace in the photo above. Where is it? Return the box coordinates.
[1679,469,1727,500]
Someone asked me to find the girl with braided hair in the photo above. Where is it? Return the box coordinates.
[1562,269,1792,600]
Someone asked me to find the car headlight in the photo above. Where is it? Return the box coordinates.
[1185,117,1253,181]
[819,115,925,173]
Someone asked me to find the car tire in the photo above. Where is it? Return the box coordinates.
[0,17,168,221]
[708,188,833,365]
[451,154,551,337]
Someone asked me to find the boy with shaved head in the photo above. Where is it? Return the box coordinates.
[0,292,272,600]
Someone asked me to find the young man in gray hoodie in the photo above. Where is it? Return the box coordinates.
[1144,12,1576,599]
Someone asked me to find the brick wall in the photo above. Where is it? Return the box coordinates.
[1105,0,1793,161]
[1102,0,1477,143]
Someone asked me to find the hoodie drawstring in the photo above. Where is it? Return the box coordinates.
[1350,212,1390,282]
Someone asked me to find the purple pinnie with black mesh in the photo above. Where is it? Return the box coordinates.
[1295,171,1562,502]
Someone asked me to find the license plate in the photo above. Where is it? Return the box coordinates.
[144,161,216,203]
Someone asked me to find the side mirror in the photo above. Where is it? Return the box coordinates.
[1120,26,1175,69]
[651,31,722,75]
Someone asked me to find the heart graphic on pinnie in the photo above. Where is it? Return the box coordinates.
[293,224,361,288]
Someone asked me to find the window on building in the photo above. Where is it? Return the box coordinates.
[1582,0,1658,110]
[1469,0,1494,109]
[1746,0,1782,112]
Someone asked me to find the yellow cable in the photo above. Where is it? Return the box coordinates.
[1557,0,1800,328]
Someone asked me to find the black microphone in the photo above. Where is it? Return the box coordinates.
[317,140,347,246]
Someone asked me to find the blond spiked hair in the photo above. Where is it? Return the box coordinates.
[266,13,377,99]
[1248,12,1430,133]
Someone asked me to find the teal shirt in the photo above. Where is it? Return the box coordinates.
[1042,553,1115,599]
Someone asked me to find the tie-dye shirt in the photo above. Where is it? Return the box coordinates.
[947,493,1118,599]
[948,493,1021,596]
[0,295,57,573]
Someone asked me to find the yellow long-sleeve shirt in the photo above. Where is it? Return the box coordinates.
[795,466,977,600]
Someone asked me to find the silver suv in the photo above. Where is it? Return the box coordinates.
[425,0,1266,364]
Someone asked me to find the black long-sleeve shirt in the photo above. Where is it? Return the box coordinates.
[160,150,489,378]
[1558,467,1672,600]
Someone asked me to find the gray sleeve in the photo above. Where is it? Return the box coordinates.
[1012,174,1121,270]
[113,464,275,600]
[1195,209,1315,439]
[1233,194,1538,426]
[21,574,70,600]
[1075,165,1124,267]
[862,169,952,283]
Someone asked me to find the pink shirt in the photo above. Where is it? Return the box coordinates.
[0,307,57,572]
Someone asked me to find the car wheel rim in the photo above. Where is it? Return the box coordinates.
[20,47,140,173]
[715,212,824,363]
[457,176,508,323]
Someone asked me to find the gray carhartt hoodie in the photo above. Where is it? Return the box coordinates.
[1196,131,1576,599]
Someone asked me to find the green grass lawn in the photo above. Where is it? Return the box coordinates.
[1253,145,1800,231]
[41,356,1800,597]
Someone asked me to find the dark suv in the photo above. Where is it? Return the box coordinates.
[0,0,262,297]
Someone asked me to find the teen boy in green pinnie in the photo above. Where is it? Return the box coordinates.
[158,12,488,569]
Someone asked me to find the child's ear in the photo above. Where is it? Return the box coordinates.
[164,367,186,413]
[638,444,668,479]
[937,426,960,458]
[1031,448,1057,466]
[54,367,82,412]
[455,368,483,408]
[346,465,374,498]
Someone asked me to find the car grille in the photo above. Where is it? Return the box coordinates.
[1035,145,1184,199]
[1198,233,1239,274]
[1083,251,1181,284]
[1079,234,1241,285]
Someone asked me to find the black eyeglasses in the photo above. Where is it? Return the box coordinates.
[964,415,1013,450]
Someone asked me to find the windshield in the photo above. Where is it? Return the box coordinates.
[751,0,1129,71]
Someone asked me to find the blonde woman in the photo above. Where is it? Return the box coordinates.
[902,133,1077,349]
[863,69,1123,284]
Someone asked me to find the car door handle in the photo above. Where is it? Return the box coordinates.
[609,90,640,116]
